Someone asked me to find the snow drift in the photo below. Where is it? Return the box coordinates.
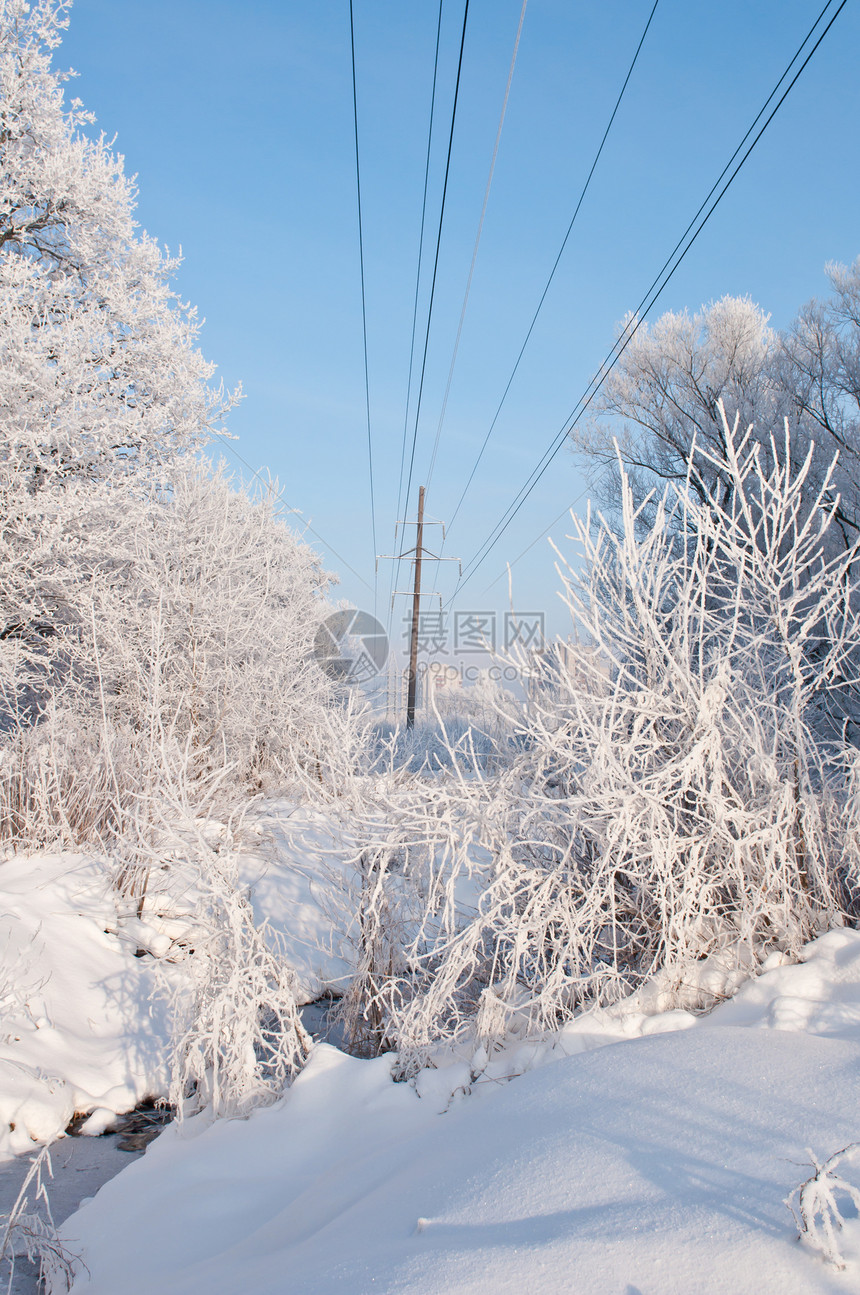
[58,931,860,1294]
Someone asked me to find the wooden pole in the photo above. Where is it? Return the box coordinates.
[406,485,425,729]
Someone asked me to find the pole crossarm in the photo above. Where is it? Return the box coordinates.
[377,548,460,574]
[391,589,444,607]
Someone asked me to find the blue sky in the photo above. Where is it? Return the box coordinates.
[62,0,860,654]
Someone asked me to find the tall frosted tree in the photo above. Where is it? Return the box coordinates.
[0,0,235,717]
[575,268,860,549]
[0,1,362,844]
[0,0,232,490]
[0,1,357,1119]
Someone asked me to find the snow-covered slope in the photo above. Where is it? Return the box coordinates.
[60,932,860,1294]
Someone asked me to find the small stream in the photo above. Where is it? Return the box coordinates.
[0,1132,144,1293]
[0,999,336,1292]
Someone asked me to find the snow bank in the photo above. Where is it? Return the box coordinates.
[0,854,169,1160]
[434,933,860,1092]
[60,931,860,1294]
[0,802,358,1162]
[238,802,356,1001]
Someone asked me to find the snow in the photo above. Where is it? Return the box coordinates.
[0,802,359,1162]
[0,854,170,1161]
[57,931,860,1294]
[238,801,356,1002]
[4,835,859,1293]
[4,832,860,1293]
[704,929,860,1037]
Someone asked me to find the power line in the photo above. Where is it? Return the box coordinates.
[348,0,378,608]
[481,496,575,595]
[427,0,652,599]
[393,0,445,534]
[450,0,848,603]
[387,0,470,650]
[386,0,445,635]
[444,0,661,537]
[401,0,470,522]
[423,0,530,603]
[424,0,529,494]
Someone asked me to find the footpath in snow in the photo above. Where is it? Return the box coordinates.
[58,930,860,1295]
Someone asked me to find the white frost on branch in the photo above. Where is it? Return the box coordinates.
[354,407,860,1074]
[786,1143,860,1270]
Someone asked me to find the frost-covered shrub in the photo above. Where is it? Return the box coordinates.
[0,710,138,847]
[330,847,408,1058]
[787,1144,860,1270]
[378,408,860,1070]
[0,465,369,850]
[837,751,860,919]
[371,713,518,776]
[85,466,360,792]
[162,818,311,1122]
[0,1146,77,1292]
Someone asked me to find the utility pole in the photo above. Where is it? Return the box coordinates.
[406,486,425,728]
[377,487,460,731]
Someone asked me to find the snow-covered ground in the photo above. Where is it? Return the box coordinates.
[4,816,860,1292]
[238,800,357,1000]
[57,931,860,1294]
[0,853,169,1160]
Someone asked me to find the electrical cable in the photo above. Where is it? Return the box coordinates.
[386,0,470,657]
[449,0,848,604]
[422,0,530,605]
[424,0,529,494]
[444,0,660,538]
[401,0,470,521]
[348,0,379,612]
[386,0,445,637]
[425,0,652,602]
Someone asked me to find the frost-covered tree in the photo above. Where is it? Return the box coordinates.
[0,0,236,697]
[0,460,370,845]
[0,0,232,489]
[0,0,230,708]
[86,466,351,790]
[780,260,860,544]
[574,296,782,506]
[0,1,367,847]
[0,2,358,1118]
[577,264,860,547]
